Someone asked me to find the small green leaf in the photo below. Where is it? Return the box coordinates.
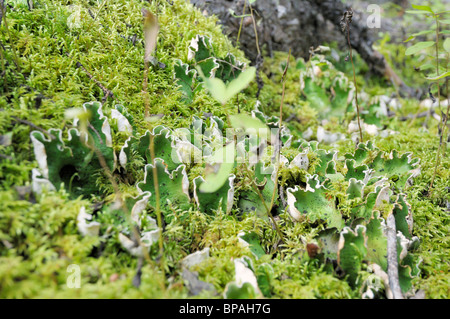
[366,212,388,271]
[256,264,274,298]
[199,67,256,104]
[239,232,266,259]
[137,160,190,211]
[411,30,434,37]
[411,4,434,14]
[224,282,257,299]
[426,71,450,81]
[199,141,235,193]
[403,30,435,43]
[405,41,435,55]
[229,113,271,140]
[405,10,432,15]
[418,63,435,71]
[194,174,235,214]
[444,38,450,53]
[403,36,415,43]
[337,225,367,287]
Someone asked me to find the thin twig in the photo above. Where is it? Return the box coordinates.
[244,164,284,243]
[11,116,56,140]
[66,53,115,103]
[388,109,434,121]
[84,131,156,271]
[76,61,115,103]
[344,10,363,143]
[248,2,264,98]
[269,50,291,213]
[236,1,247,45]
[248,3,260,57]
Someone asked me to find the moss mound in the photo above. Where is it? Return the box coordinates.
[0,0,448,299]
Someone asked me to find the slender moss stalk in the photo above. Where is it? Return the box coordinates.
[94,0,110,20]
[343,10,363,143]
[429,29,449,195]
[84,131,153,265]
[241,51,291,244]
[248,2,260,57]
[236,1,247,45]
[269,50,291,214]
[143,60,150,118]
[243,164,284,243]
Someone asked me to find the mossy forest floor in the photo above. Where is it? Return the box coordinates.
[0,0,449,299]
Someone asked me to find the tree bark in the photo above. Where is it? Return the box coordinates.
[191,0,416,96]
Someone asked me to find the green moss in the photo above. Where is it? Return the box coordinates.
[0,0,449,299]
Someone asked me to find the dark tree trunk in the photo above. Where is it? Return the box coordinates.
[0,0,5,27]
[191,0,416,97]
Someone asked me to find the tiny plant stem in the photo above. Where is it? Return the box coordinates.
[84,132,154,266]
[445,54,450,157]
[434,16,441,112]
[248,3,260,57]
[345,20,363,143]
[148,132,165,283]
[432,15,441,120]
[269,50,291,211]
[244,164,285,243]
[85,129,168,294]
[236,1,247,45]
[429,58,449,195]
[94,0,109,20]
[428,15,443,195]
[143,60,150,118]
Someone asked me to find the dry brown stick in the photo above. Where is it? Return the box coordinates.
[386,214,404,299]
[66,53,115,103]
[388,110,435,121]
[11,116,56,140]
[75,61,115,103]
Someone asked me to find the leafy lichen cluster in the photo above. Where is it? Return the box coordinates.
[0,0,449,299]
